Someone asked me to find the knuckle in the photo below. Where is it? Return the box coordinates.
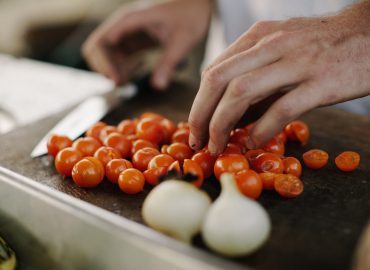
[228,77,249,98]
[251,20,273,33]
[202,66,224,87]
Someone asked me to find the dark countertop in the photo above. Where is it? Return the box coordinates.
[0,80,369,270]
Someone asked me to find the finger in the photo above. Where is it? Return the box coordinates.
[207,60,306,155]
[248,83,320,148]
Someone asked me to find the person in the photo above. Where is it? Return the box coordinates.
[82,0,370,155]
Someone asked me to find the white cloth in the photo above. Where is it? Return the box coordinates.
[210,0,370,115]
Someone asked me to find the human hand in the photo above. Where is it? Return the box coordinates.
[188,1,370,155]
[82,0,212,89]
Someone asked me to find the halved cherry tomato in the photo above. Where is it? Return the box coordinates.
[191,150,217,178]
[105,159,133,184]
[131,139,157,156]
[335,151,360,172]
[117,119,136,135]
[161,144,169,154]
[183,159,204,188]
[303,149,329,170]
[72,157,104,187]
[284,120,309,145]
[262,137,285,155]
[214,154,249,180]
[132,147,160,171]
[283,157,302,177]
[222,143,242,155]
[99,125,118,142]
[259,172,279,190]
[136,118,165,144]
[168,160,182,176]
[171,128,190,144]
[103,132,132,158]
[118,168,145,194]
[55,147,83,177]
[252,152,284,174]
[148,154,175,170]
[274,174,304,198]
[166,142,193,164]
[245,149,266,164]
[160,118,176,143]
[85,122,107,141]
[93,146,122,166]
[72,137,101,157]
[235,170,263,199]
[229,128,248,151]
[47,134,73,157]
[144,166,168,185]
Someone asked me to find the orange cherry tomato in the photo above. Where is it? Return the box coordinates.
[132,147,160,171]
[303,149,329,170]
[118,168,145,194]
[214,154,249,180]
[191,150,217,178]
[144,166,168,186]
[72,137,101,157]
[148,154,175,170]
[177,122,190,130]
[252,152,284,174]
[168,160,182,176]
[275,131,287,144]
[183,159,204,188]
[126,134,138,143]
[245,149,266,164]
[229,128,248,150]
[222,143,242,155]
[131,139,157,156]
[93,146,122,166]
[72,157,104,188]
[335,151,360,172]
[47,134,73,157]
[85,122,107,141]
[55,147,83,177]
[117,119,136,135]
[166,142,193,164]
[274,174,304,198]
[284,120,310,145]
[283,157,302,177]
[161,144,169,154]
[259,172,279,190]
[105,159,133,184]
[99,125,118,142]
[160,118,176,143]
[235,169,263,199]
[262,137,285,155]
[103,132,132,158]
[140,112,164,122]
[136,118,165,144]
[171,128,190,144]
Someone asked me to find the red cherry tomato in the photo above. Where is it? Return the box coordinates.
[131,139,157,156]
[245,149,266,164]
[93,146,122,166]
[117,119,136,135]
[235,169,263,199]
[136,118,165,144]
[166,142,193,164]
[47,134,73,157]
[283,157,302,177]
[140,112,164,122]
[222,143,242,155]
[284,120,310,145]
[275,131,287,144]
[262,137,285,155]
[105,159,133,184]
[171,128,190,144]
[148,154,175,170]
[335,151,360,172]
[177,122,190,130]
[302,149,329,170]
[214,154,249,180]
[191,150,217,178]
[118,168,145,194]
[99,125,118,142]
[132,147,160,171]
[72,157,104,188]
[252,152,284,174]
[103,132,132,158]
[85,122,107,141]
[229,128,248,151]
[55,147,83,177]
[183,159,204,188]
[160,118,176,143]
[72,137,101,157]
[144,166,168,186]
[259,172,279,190]
[161,144,169,154]
[274,174,304,198]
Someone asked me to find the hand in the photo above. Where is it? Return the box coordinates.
[82,0,212,89]
[188,1,370,155]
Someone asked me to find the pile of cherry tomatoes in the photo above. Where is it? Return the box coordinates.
[47,112,361,199]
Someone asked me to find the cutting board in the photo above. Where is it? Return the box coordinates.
[0,79,369,270]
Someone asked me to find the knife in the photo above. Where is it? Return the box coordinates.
[30,84,138,158]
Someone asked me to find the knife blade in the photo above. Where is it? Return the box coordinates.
[30,84,137,158]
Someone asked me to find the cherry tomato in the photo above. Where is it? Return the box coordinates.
[166,142,193,164]
[126,134,138,143]
[140,112,164,122]
[117,119,136,135]
[144,166,168,186]
[136,118,165,144]
[283,157,302,177]
[105,159,133,184]
[183,159,204,188]
[171,128,190,144]
[222,143,242,155]
[93,146,122,166]
[284,120,310,145]
[259,172,279,190]
[72,137,101,157]
[72,157,104,188]
[335,151,360,172]
[245,149,266,164]
[47,134,73,157]
[131,139,157,155]
[118,168,145,194]
[274,174,304,198]
[302,149,329,170]
[191,150,217,178]
[161,144,169,154]
[99,125,118,142]
[214,154,249,180]
[229,128,248,150]
[262,137,285,155]
[55,147,83,177]
[235,170,263,199]
[85,122,107,140]
[148,154,175,170]
[132,147,160,171]
[275,131,287,144]
[103,132,132,158]
[160,118,176,143]
[168,160,182,176]
[177,122,190,130]
[252,152,284,174]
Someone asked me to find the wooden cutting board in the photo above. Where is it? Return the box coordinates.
[0,79,369,270]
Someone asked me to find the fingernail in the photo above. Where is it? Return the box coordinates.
[208,140,218,156]
[189,133,200,150]
[246,137,256,150]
